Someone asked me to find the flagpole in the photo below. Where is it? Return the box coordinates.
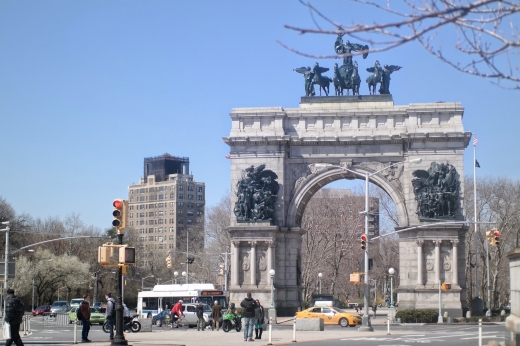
[473,134,479,300]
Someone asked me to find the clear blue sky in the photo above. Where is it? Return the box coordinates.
[1,1,518,231]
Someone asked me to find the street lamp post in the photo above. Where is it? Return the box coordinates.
[318,273,322,294]
[388,268,396,323]
[141,275,155,291]
[182,271,187,285]
[174,271,179,284]
[268,269,276,324]
[316,158,421,331]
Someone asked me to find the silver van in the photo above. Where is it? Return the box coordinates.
[50,300,70,316]
[70,298,83,310]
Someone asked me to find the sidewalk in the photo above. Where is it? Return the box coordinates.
[62,314,397,346]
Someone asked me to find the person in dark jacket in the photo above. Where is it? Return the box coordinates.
[240,293,257,341]
[211,301,221,331]
[5,288,25,346]
[104,293,116,341]
[195,301,205,331]
[254,299,265,340]
[77,293,91,342]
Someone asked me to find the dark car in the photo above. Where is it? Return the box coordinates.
[33,305,51,316]
[151,310,170,327]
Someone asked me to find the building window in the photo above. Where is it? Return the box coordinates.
[178,219,184,224]
[159,194,164,200]
[139,220,144,225]
[197,187,203,193]
[140,188,145,193]
[139,196,145,202]
[159,186,164,191]
[178,193,184,199]
[178,202,184,207]
[188,186,194,191]
[178,185,184,191]
[188,194,194,200]
[187,211,194,216]
[187,219,193,224]
[197,195,203,200]
[178,210,184,215]
[170,193,175,199]
[158,219,164,224]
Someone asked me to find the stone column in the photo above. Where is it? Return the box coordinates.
[433,240,442,285]
[231,240,240,286]
[250,241,257,286]
[451,239,459,285]
[416,240,424,286]
[267,241,275,284]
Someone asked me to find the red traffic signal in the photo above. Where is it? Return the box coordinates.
[361,234,367,251]
[492,229,500,246]
[112,199,128,232]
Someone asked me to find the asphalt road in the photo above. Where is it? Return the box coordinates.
[293,324,510,346]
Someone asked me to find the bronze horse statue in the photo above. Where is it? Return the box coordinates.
[366,60,382,95]
[312,63,332,96]
[333,61,361,96]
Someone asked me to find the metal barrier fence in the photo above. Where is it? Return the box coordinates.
[42,312,69,326]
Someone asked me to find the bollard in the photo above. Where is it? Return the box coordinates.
[478,318,482,346]
[292,318,297,342]
[387,315,390,335]
[74,320,77,344]
[268,316,273,345]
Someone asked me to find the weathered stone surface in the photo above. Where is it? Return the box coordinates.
[296,318,324,331]
[225,98,470,316]
[139,318,153,332]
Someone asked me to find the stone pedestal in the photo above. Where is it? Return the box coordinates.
[228,225,305,316]
[397,225,468,317]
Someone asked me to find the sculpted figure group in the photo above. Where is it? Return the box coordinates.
[294,31,402,96]
[412,162,461,219]
[234,164,280,222]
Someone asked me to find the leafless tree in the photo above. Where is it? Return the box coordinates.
[282,0,520,89]
[465,175,520,308]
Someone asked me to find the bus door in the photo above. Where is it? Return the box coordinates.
[158,298,163,313]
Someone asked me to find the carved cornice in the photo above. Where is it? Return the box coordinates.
[416,240,424,247]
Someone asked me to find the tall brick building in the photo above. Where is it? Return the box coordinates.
[127,154,205,268]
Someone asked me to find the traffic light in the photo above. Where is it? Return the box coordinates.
[118,247,136,264]
[491,228,500,247]
[360,234,367,251]
[112,199,128,233]
[486,230,494,246]
[98,246,111,265]
[187,256,194,264]
[166,255,172,268]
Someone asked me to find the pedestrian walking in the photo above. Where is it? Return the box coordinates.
[4,288,25,346]
[240,293,257,341]
[372,303,378,319]
[196,301,205,331]
[77,293,91,343]
[254,299,265,340]
[211,300,221,331]
[104,293,116,341]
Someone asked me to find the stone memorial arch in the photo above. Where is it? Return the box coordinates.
[223,95,471,316]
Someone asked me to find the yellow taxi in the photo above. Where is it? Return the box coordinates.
[295,306,362,327]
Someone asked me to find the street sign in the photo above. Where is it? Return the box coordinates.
[0,259,16,279]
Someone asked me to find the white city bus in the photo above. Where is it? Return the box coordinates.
[137,283,227,318]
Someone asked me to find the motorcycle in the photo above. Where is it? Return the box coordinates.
[103,314,141,333]
[222,312,242,332]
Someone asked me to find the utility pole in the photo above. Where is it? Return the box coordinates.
[1,221,10,320]
[222,252,231,296]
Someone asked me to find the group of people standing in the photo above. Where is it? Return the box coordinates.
[240,292,265,342]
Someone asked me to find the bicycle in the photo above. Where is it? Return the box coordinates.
[161,314,189,331]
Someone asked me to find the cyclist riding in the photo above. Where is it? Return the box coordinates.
[170,300,184,327]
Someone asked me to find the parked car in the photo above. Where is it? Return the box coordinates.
[69,307,105,325]
[295,306,362,327]
[50,301,70,316]
[152,303,212,328]
[32,305,51,316]
[70,298,84,310]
